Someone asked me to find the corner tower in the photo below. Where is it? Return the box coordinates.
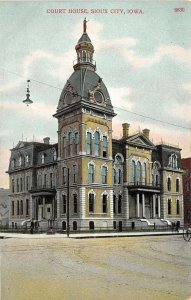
[54,19,116,231]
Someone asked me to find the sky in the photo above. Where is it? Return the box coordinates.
[0,1,191,188]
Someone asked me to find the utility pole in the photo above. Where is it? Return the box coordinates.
[67,168,70,237]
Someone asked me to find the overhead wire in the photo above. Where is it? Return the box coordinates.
[0,66,191,131]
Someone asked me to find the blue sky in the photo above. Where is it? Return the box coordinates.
[0,1,191,187]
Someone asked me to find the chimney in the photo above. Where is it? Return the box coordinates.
[122,123,130,139]
[143,129,150,139]
[43,137,50,144]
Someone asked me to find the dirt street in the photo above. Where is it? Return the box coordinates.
[1,235,191,300]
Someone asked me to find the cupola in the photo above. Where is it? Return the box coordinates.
[73,18,96,71]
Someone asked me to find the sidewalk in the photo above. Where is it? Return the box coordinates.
[0,230,183,239]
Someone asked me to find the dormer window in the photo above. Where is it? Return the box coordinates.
[41,153,45,164]
[18,156,22,167]
[168,154,178,169]
[94,91,104,104]
[25,153,29,164]
[65,92,72,105]
[11,159,15,169]
[53,150,57,161]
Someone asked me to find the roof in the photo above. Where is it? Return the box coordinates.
[78,32,92,44]
[58,68,113,110]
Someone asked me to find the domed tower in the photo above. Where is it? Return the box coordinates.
[54,19,116,231]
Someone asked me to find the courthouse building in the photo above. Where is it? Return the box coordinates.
[7,21,184,231]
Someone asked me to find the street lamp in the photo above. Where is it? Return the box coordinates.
[23,80,33,106]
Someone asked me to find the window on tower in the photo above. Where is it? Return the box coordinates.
[68,132,73,157]
[94,131,100,156]
[94,91,104,104]
[75,132,79,154]
[102,136,107,157]
[86,132,92,155]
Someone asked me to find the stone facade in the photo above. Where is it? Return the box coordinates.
[7,22,184,231]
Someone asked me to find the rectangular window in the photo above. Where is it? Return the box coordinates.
[75,132,79,154]
[44,174,47,187]
[102,166,107,184]
[17,178,19,192]
[12,179,14,193]
[118,169,122,184]
[26,199,29,215]
[68,132,73,157]
[26,176,30,191]
[89,193,94,213]
[63,137,66,158]
[103,136,107,157]
[63,167,67,185]
[86,132,92,155]
[73,194,77,214]
[168,199,171,215]
[62,195,66,214]
[176,199,180,215]
[50,173,53,188]
[118,195,122,214]
[73,165,77,183]
[113,195,116,214]
[88,164,94,183]
[176,179,180,192]
[94,132,100,156]
[20,200,23,215]
[12,201,14,215]
[17,200,19,215]
[102,194,107,213]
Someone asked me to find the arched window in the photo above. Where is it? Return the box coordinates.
[63,136,66,158]
[142,163,146,185]
[102,136,107,157]
[168,199,171,215]
[25,154,29,164]
[136,161,141,184]
[167,177,171,192]
[86,132,92,155]
[12,179,14,193]
[62,167,67,185]
[65,92,72,105]
[68,132,73,157]
[73,165,78,183]
[176,178,180,192]
[75,132,79,154]
[130,161,136,184]
[118,169,122,184]
[176,199,180,215]
[89,193,94,213]
[94,131,100,156]
[82,50,87,62]
[88,164,94,183]
[102,194,107,213]
[102,166,107,184]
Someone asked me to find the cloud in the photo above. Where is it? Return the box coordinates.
[0,102,56,120]
[183,83,191,91]
[172,103,191,123]
[108,86,134,110]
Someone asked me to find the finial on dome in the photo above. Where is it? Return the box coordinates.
[83,17,88,33]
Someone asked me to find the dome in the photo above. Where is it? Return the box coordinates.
[58,68,114,111]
